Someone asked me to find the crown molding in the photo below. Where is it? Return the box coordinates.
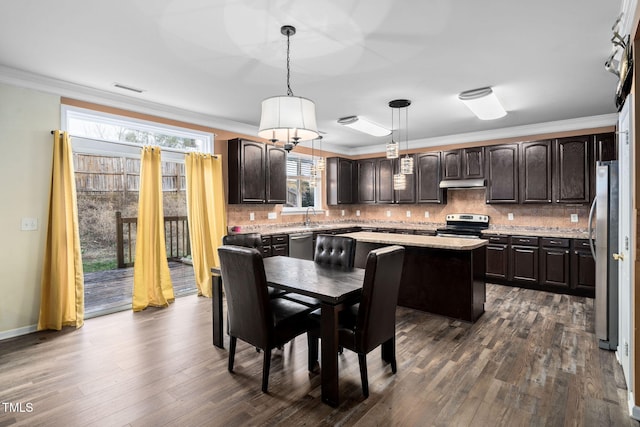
[0,65,259,137]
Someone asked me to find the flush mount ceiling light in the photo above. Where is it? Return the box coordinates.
[258,25,319,152]
[337,116,390,137]
[458,87,507,120]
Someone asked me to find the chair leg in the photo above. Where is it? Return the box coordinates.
[381,337,397,373]
[307,333,319,372]
[261,348,272,393]
[358,353,369,398]
[228,336,237,372]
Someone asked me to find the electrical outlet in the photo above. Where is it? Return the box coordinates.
[325,210,329,217]
[386,210,391,218]
[356,210,361,217]
[249,212,255,221]
[507,213,514,221]
[570,214,578,223]
[21,217,38,231]
[341,210,345,217]
[406,210,411,218]
[424,211,430,218]
[267,212,277,220]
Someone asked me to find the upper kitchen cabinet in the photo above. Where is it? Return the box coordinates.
[519,140,552,204]
[228,138,286,204]
[376,157,416,204]
[553,136,590,204]
[416,152,446,204]
[441,147,484,180]
[485,144,519,203]
[326,157,354,205]
[594,132,617,161]
[395,155,417,203]
[356,158,376,204]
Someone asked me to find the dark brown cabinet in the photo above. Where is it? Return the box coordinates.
[539,238,570,288]
[326,157,354,205]
[485,144,519,203]
[519,140,552,204]
[416,152,446,204]
[270,234,289,257]
[595,132,617,161]
[553,136,591,204]
[228,138,286,204]
[356,158,376,204]
[509,236,539,284]
[442,147,484,180]
[485,235,509,280]
[395,155,416,203]
[571,239,595,294]
[375,157,415,204]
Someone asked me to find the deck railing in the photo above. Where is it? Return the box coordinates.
[116,211,191,268]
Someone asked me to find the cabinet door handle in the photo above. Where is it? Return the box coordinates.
[549,240,561,244]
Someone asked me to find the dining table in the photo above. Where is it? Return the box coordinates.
[211,256,365,407]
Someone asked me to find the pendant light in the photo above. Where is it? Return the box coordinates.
[309,136,318,188]
[399,100,413,174]
[258,25,319,152]
[389,99,411,190]
[385,104,399,159]
[315,135,325,172]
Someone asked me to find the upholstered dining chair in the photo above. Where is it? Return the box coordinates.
[222,233,286,298]
[217,245,314,393]
[307,245,405,398]
[282,234,357,308]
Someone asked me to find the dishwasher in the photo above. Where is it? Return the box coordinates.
[288,232,314,260]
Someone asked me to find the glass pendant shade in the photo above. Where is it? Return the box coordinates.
[258,96,319,142]
[315,157,325,171]
[400,155,414,174]
[393,173,406,190]
[386,141,399,159]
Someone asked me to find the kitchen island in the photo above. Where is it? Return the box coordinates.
[340,231,488,322]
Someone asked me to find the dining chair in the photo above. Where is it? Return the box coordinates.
[217,245,314,393]
[282,234,357,308]
[222,233,286,298]
[307,245,405,398]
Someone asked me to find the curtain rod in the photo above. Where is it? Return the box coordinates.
[50,130,218,158]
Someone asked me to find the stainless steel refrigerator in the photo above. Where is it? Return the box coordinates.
[588,160,619,350]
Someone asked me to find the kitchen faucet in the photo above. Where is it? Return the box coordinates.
[304,206,317,227]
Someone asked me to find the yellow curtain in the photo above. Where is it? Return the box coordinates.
[132,146,174,311]
[185,153,227,297]
[37,131,84,330]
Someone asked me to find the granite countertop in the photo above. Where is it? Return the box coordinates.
[339,231,488,251]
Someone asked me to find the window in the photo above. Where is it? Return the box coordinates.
[283,152,322,212]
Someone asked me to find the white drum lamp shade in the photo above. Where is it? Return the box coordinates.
[258,95,319,142]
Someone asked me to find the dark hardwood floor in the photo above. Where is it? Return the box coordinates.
[0,284,636,426]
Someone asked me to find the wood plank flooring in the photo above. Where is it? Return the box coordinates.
[0,284,637,426]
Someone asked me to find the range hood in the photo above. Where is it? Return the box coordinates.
[439,178,486,189]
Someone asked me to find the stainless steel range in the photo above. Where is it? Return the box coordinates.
[436,214,489,238]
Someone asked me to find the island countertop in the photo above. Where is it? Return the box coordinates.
[339,231,488,250]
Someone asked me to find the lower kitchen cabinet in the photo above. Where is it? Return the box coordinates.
[539,238,570,288]
[571,239,596,294]
[485,234,594,297]
[261,234,288,257]
[485,235,509,280]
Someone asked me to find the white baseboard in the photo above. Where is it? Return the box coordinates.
[629,391,640,420]
[0,324,38,341]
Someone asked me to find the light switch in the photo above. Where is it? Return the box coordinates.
[325,211,329,217]
[356,210,361,217]
[386,210,391,217]
[406,210,411,218]
[507,213,514,221]
[341,210,345,216]
[570,214,579,223]
[424,211,430,218]
[249,212,255,221]
[21,217,38,231]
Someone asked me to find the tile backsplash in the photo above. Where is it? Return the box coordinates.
[227,188,590,232]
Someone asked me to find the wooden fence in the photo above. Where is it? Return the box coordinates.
[116,211,191,268]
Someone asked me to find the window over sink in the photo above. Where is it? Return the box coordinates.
[283,152,322,213]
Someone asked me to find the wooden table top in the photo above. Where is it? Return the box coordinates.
[263,256,364,305]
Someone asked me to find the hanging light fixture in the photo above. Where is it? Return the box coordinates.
[258,25,319,152]
[398,100,413,175]
[385,103,399,159]
[389,99,411,190]
[315,135,325,172]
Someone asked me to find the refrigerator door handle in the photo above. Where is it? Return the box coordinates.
[588,197,597,259]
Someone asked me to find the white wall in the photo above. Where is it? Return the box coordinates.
[0,83,59,337]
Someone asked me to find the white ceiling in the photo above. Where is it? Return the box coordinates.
[0,0,625,154]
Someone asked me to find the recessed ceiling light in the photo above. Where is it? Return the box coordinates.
[337,116,390,137]
[113,83,145,94]
[458,87,506,120]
